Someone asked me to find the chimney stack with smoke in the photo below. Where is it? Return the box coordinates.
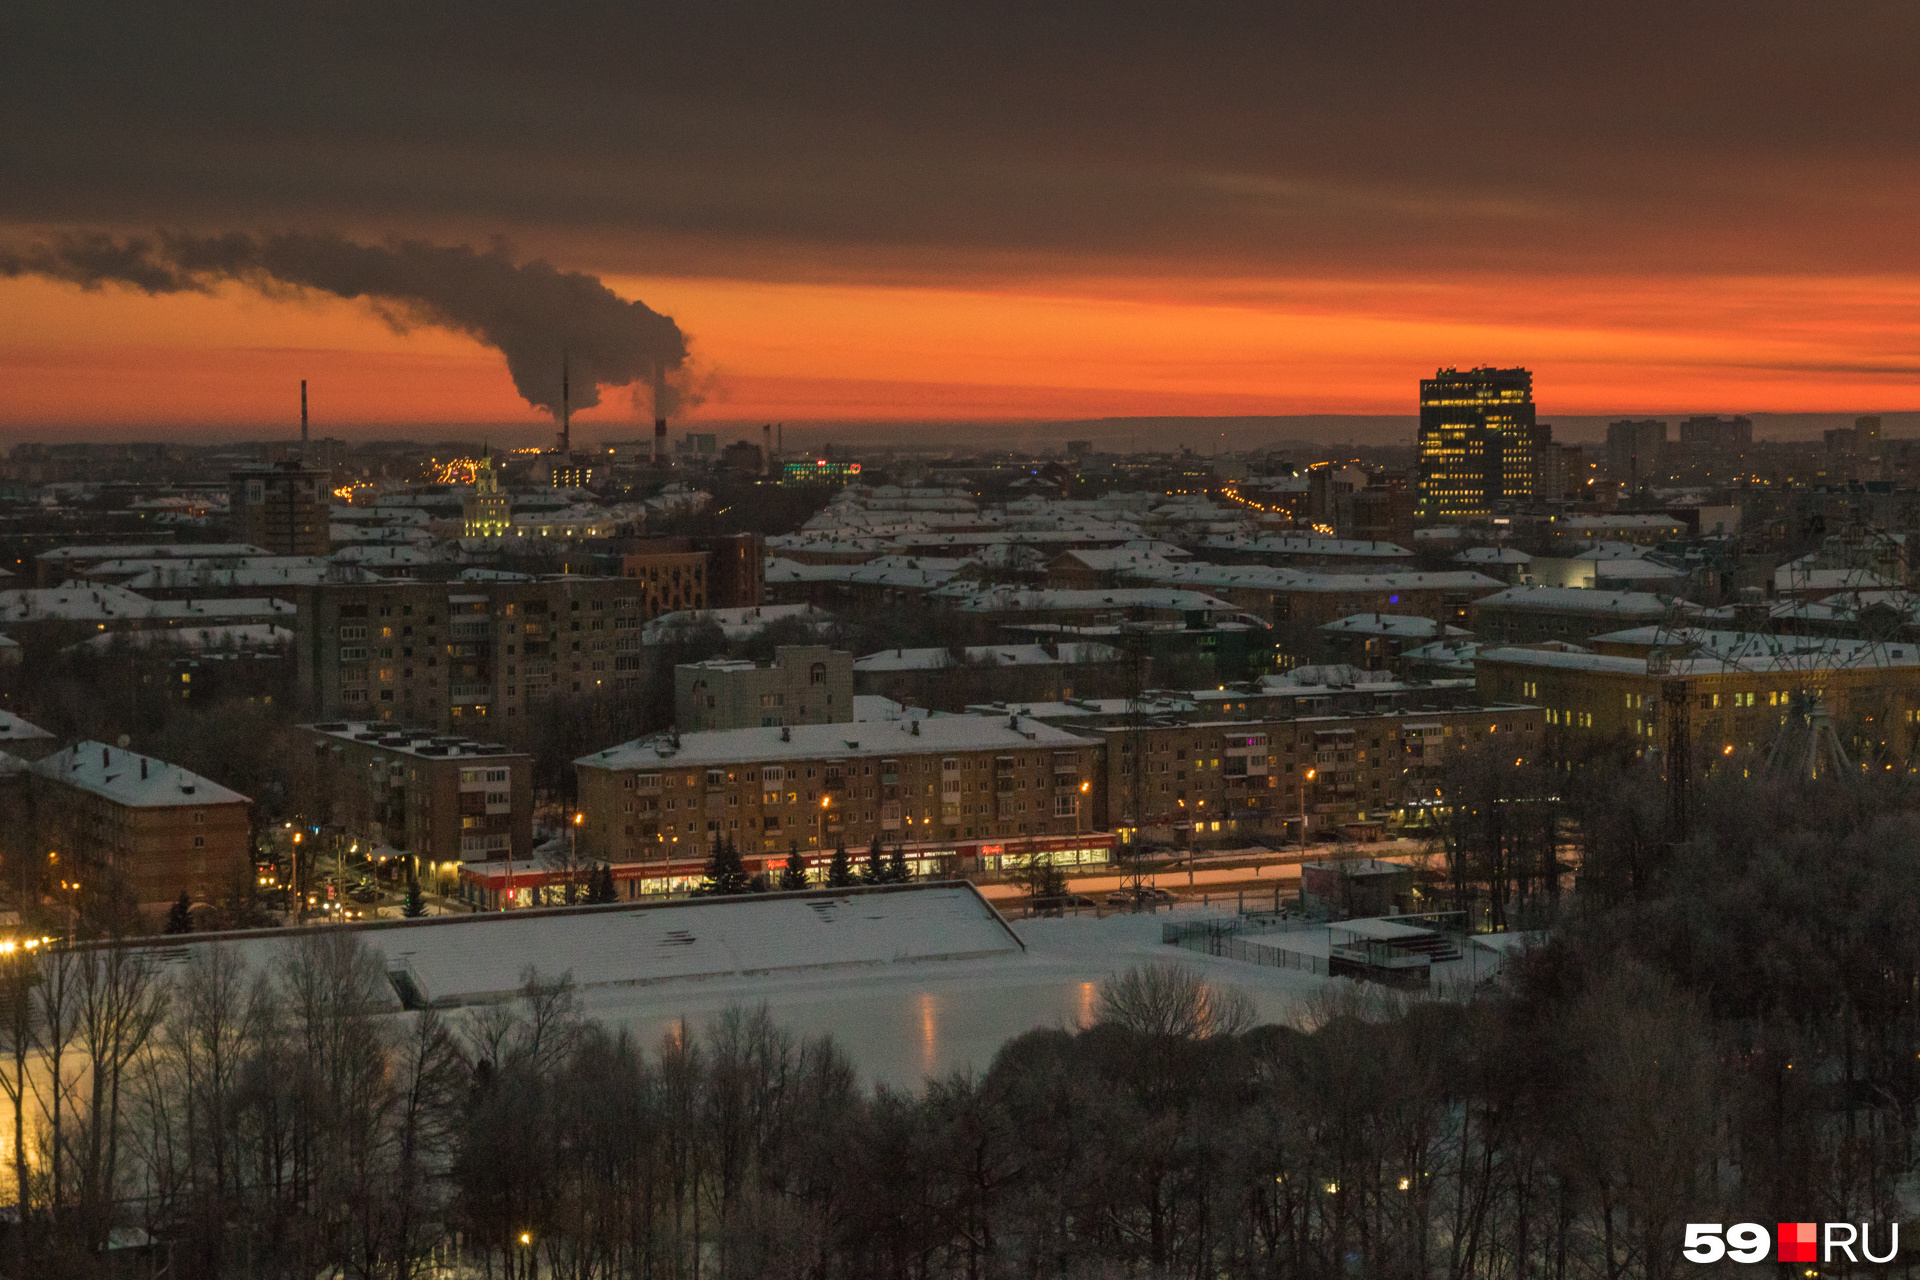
[652,363,667,466]
[1,231,691,425]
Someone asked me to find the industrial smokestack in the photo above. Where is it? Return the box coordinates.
[559,351,571,455]
[1,231,690,419]
[652,362,667,466]
[300,379,308,445]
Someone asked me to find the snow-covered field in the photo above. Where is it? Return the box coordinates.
[581,905,1328,1090]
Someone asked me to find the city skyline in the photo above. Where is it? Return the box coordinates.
[4,1,1920,431]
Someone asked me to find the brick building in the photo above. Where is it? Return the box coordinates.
[1470,587,1673,646]
[292,576,642,729]
[229,461,331,556]
[1474,639,1920,758]
[676,645,854,731]
[29,742,251,905]
[1095,702,1543,845]
[300,721,534,875]
[575,714,1103,865]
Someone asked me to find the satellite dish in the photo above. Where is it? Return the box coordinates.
[116,734,131,749]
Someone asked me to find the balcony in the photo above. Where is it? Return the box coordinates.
[450,684,492,702]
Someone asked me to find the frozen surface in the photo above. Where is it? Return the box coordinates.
[129,891,1346,1092]
[581,906,1328,1089]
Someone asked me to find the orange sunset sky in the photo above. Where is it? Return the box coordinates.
[4,2,1918,437]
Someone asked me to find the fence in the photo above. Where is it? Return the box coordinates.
[1162,918,1328,976]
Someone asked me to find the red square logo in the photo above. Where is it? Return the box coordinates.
[1778,1222,1817,1263]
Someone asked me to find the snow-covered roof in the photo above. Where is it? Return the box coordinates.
[1569,541,1654,561]
[941,586,1249,615]
[1259,663,1397,689]
[641,603,833,645]
[1454,546,1532,565]
[123,562,366,590]
[1552,514,1687,530]
[1399,639,1486,665]
[121,883,1025,1012]
[851,696,936,723]
[33,742,249,808]
[0,584,296,625]
[763,558,961,590]
[1320,614,1471,640]
[1480,637,1920,676]
[36,543,270,565]
[328,544,441,567]
[1050,548,1183,574]
[1473,586,1672,615]
[70,623,293,654]
[1775,566,1900,593]
[0,712,54,747]
[303,722,526,762]
[965,695,1198,719]
[1133,562,1503,593]
[853,642,1124,673]
[1197,534,1412,558]
[580,714,1099,772]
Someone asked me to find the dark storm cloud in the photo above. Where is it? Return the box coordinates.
[0,231,688,414]
[2,1,1918,278]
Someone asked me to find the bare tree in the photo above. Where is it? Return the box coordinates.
[1095,963,1255,1039]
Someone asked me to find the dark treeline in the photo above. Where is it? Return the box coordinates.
[6,760,1920,1277]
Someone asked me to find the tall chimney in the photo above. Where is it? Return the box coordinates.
[652,362,667,466]
[763,423,773,476]
[559,351,571,455]
[300,379,308,446]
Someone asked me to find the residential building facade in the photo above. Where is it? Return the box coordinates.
[29,742,252,905]
[292,576,642,729]
[230,461,332,556]
[300,721,534,874]
[1096,703,1542,845]
[676,645,855,731]
[574,715,1104,865]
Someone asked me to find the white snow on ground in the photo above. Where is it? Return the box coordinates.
[579,905,1328,1090]
[126,887,1439,1092]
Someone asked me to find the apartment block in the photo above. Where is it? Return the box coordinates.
[300,721,534,873]
[676,645,854,731]
[29,742,252,905]
[293,576,641,729]
[1604,419,1667,491]
[1096,703,1541,844]
[1475,640,1920,756]
[230,461,332,556]
[1470,587,1672,646]
[574,714,1104,864]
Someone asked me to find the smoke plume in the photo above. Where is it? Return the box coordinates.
[0,231,689,417]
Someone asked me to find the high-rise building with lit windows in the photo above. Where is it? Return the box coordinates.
[1416,367,1537,520]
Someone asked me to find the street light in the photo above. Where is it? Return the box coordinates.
[1300,768,1316,851]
